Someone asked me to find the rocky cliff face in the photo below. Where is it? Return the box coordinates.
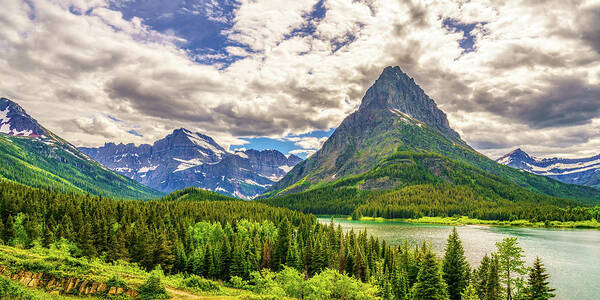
[497,149,600,188]
[80,130,302,199]
[0,265,139,297]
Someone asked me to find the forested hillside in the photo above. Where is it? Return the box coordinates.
[0,98,160,199]
[262,152,600,222]
[0,135,161,199]
[0,179,555,299]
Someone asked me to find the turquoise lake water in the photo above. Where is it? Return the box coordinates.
[317,217,600,300]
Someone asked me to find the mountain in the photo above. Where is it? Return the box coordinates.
[261,66,600,215]
[497,148,600,188]
[80,129,302,199]
[0,97,161,199]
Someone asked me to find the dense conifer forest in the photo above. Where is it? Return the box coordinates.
[0,178,557,299]
[262,152,600,223]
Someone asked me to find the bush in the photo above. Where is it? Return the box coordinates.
[106,275,127,289]
[0,276,35,299]
[183,274,220,291]
[137,268,170,300]
[229,276,248,289]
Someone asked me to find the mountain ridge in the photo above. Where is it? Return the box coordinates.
[0,97,161,199]
[497,148,600,188]
[80,129,302,199]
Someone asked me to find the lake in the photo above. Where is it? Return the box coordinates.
[317,217,600,300]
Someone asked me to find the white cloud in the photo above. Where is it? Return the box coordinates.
[286,136,328,150]
[0,0,599,160]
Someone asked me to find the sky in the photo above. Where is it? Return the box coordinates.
[0,0,599,159]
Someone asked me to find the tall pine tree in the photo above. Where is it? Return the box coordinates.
[443,227,470,300]
[411,245,449,300]
[525,257,555,300]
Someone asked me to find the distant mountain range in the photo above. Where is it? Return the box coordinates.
[497,148,600,188]
[80,129,302,199]
[261,66,600,215]
[0,98,160,199]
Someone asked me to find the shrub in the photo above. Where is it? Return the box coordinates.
[183,274,220,291]
[229,276,248,289]
[0,276,35,299]
[106,275,127,289]
[137,268,170,300]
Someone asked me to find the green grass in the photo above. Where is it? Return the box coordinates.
[351,216,600,229]
[0,244,266,299]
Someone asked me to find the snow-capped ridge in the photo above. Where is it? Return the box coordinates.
[497,148,600,188]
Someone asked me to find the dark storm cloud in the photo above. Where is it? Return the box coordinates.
[104,77,214,124]
[577,5,600,54]
[459,78,600,129]
[514,79,600,129]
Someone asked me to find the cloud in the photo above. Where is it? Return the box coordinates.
[289,149,316,157]
[286,136,328,150]
[0,0,599,161]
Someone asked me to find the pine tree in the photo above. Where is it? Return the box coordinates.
[411,245,449,300]
[153,232,174,273]
[485,255,501,300]
[443,227,470,300]
[474,254,491,300]
[229,240,245,279]
[78,222,96,257]
[273,218,290,271]
[285,238,302,271]
[391,264,409,300]
[496,238,526,300]
[525,257,555,300]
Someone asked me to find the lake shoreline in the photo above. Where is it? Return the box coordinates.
[318,215,600,229]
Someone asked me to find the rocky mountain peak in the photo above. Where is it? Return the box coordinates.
[357,66,462,143]
[0,97,47,137]
[497,148,534,165]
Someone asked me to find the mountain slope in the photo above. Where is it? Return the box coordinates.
[0,97,161,199]
[262,66,600,211]
[498,148,600,188]
[80,129,302,199]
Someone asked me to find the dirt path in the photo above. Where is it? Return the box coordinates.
[166,287,238,300]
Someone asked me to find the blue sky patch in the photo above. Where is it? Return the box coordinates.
[230,128,335,158]
[443,18,486,53]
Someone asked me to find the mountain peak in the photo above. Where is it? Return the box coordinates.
[357,66,463,143]
[0,97,47,137]
[496,148,534,166]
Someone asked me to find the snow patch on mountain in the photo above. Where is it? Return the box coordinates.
[278,165,293,173]
[497,148,600,188]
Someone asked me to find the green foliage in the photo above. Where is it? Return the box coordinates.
[0,276,35,299]
[496,238,527,300]
[461,283,480,300]
[0,178,556,299]
[137,267,170,299]
[525,257,555,300]
[411,244,449,300]
[182,274,220,291]
[263,152,599,223]
[0,135,161,199]
[443,228,470,300]
[105,274,127,291]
